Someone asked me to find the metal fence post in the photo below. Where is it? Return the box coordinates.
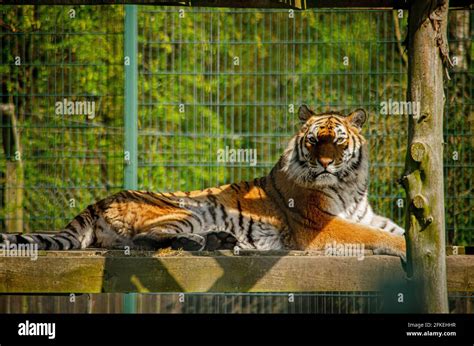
[123,4,138,314]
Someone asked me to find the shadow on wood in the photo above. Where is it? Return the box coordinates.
[0,250,472,294]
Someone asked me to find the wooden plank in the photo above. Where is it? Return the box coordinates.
[0,250,472,293]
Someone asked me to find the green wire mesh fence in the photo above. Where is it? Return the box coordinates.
[0,6,124,233]
[0,4,472,315]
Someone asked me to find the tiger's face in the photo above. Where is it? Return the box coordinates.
[281,105,368,188]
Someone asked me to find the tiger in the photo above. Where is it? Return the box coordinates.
[1,105,406,257]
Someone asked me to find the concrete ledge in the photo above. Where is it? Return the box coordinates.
[0,250,472,293]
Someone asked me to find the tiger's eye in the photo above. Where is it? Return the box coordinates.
[307,136,317,144]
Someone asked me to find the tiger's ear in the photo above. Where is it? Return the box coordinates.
[347,109,367,129]
[298,105,315,123]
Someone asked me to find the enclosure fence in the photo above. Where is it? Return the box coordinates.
[0,5,472,313]
[0,291,472,313]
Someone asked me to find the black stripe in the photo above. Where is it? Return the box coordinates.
[58,233,82,248]
[45,236,63,250]
[62,229,81,238]
[351,192,363,206]
[145,192,171,206]
[74,214,87,228]
[337,135,362,180]
[268,169,313,228]
[269,169,290,212]
[183,219,194,231]
[122,190,143,201]
[350,133,356,155]
[33,235,51,250]
[176,218,194,232]
[28,234,44,243]
[53,235,77,249]
[188,212,203,229]
[219,203,230,231]
[65,223,81,234]
[14,235,30,244]
[296,136,304,159]
[237,201,244,232]
[329,186,346,210]
[206,195,218,223]
[356,185,367,196]
[247,217,255,247]
[360,203,369,221]
[167,224,183,233]
[296,136,305,161]
[231,183,241,191]
[157,196,179,208]
[312,118,330,127]
[351,144,363,171]
[54,236,72,250]
[229,216,236,234]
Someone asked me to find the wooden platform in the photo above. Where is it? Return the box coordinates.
[1,249,473,293]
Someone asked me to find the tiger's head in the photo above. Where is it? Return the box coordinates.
[280,105,368,188]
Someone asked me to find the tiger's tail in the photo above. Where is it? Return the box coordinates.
[1,205,97,250]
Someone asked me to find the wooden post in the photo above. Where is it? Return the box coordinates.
[403,0,450,312]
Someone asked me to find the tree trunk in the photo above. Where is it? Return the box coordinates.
[1,103,24,234]
[403,0,449,312]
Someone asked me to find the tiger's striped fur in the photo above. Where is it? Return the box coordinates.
[1,106,405,256]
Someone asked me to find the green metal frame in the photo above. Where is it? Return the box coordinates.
[123,4,138,313]
[124,5,139,191]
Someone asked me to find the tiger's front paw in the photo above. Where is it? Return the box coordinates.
[201,230,237,250]
[373,245,406,261]
[171,233,206,251]
[373,235,406,268]
[171,231,237,251]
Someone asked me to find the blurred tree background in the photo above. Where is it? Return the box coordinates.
[0,6,472,245]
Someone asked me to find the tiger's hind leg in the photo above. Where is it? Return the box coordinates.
[129,229,237,251]
[130,232,203,251]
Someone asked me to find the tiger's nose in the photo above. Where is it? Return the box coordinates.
[318,157,334,168]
